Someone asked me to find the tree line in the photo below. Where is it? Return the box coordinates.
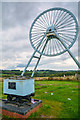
[0,69,80,77]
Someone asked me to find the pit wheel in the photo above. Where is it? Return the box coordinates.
[30,8,78,56]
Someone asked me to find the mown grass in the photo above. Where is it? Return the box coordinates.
[29,80,79,118]
[0,79,79,119]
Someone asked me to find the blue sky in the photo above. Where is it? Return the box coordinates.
[1,1,79,71]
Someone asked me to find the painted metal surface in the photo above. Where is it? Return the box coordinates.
[29,7,78,56]
[21,7,80,77]
[21,34,46,76]
[3,79,34,96]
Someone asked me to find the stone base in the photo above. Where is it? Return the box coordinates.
[0,99,42,119]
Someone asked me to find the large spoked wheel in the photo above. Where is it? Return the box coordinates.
[30,8,78,56]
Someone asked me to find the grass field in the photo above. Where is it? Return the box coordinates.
[29,80,79,118]
[0,78,79,119]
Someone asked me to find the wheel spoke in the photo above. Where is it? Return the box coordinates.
[55,11,68,27]
[30,8,78,56]
[56,17,73,28]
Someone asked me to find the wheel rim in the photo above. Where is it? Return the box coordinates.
[29,7,78,56]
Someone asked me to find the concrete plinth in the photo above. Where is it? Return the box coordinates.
[0,99,42,119]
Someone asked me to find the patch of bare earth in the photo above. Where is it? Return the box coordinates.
[49,84,53,85]
[0,77,4,82]
[65,84,73,85]
[41,115,47,118]
[37,84,45,86]
[41,115,55,118]
[74,86,78,88]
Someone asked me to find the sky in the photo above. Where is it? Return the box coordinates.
[1,1,79,71]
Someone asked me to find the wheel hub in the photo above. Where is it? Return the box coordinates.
[30,7,78,56]
[46,26,58,39]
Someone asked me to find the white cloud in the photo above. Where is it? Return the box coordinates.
[1,2,79,71]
